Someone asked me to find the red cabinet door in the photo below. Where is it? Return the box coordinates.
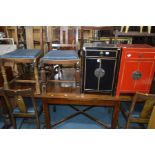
[121,61,138,91]
[135,61,154,92]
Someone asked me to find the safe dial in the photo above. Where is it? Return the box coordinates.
[94,68,105,78]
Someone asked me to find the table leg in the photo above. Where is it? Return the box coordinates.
[34,63,40,94]
[43,101,51,129]
[40,63,46,94]
[111,101,120,129]
[75,62,80,87]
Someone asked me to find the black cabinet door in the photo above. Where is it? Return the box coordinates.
[84,58,116,91]
[85,58,99,90]
[99,59,116,91]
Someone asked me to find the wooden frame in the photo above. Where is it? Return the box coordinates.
[0,88,42,129]
[40,58,80,94]
[42,93,121,129]
[0,52,43,94]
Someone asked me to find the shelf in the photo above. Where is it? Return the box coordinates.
[82,26,114,30]
[114,31,155,37]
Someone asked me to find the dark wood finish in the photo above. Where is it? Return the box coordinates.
[0,81,133,129]
[41,58,80,94]
[42,93,122,129]
[0,67,133,129]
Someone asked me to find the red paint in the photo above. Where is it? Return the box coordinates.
[116,44,155,97]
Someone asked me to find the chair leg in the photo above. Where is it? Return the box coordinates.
[11,117,17,129]
[126,118,130,129]
[35,116,40,129]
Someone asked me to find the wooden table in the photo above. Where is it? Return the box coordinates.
[0,82,132,129]
[41,92,132,129]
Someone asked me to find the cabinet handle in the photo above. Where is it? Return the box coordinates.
[132,71,142,80]
[94,68,105,78]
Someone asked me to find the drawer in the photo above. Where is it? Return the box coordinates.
[86,50,117,58]
[126,52,155,59]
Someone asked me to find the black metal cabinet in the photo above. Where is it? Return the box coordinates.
[82,44,121,95]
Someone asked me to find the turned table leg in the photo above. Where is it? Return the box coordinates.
[75,62,80,87]
[40,63,47,94]
[34,62,40,94]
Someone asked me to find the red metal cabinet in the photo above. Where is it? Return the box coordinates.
[116,44,155,97]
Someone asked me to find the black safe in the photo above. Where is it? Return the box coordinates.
[82,43,121,95]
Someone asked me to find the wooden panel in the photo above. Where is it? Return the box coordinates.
[25,26,34,49]
[52,26,60,42]
[135,61,154,91]
[121,61,138,91]
[46,26,52,42]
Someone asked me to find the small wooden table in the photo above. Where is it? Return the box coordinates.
[0,49,43,94]
[41,92,132,129]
